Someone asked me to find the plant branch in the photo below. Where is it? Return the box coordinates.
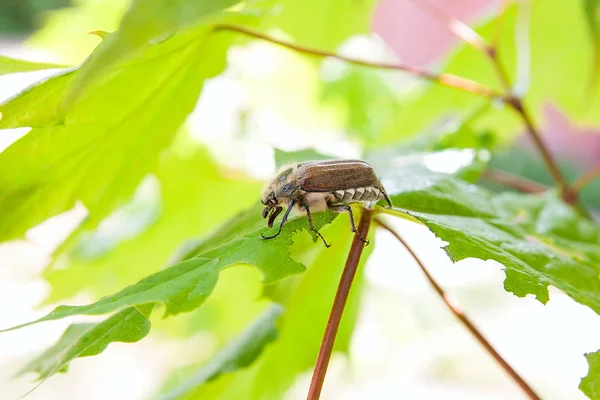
[506,97,573,200]
[213,24,500,98]
[406,0,488,52]
[489,4,570,200]
[307,208,372,400]
[374,218,541,400]
[489,52,512,92]
[485,1,572,199]
[487,0,513,90]
[493,0,510,50]
[407,0,572,199]
[409,0,512,90]
[573,164,600,192]
[482,168,548,194]
[512,0,533,96]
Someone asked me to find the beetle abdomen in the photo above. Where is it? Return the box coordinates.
[332,186,385,203]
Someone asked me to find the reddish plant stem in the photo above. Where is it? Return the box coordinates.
[374,218,541,400]
[487,1,569,198]
[409,0,572,199]
[307,209,372,400]
[408,0,510,88]
[485,4,572,198]
[213,24,500,98]
[482,169,548,194]
[573,164,600,192]
[506,97,572,200]
[488,50,512,91]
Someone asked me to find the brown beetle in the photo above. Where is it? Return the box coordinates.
[260,159,392,247]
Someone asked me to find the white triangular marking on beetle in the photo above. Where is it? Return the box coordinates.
[336,190,345,199]
[373,187,380,197]
[355,187,365,197]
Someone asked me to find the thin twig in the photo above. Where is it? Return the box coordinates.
[493,0,511,50]
[482,169,548,194]
[407,0,572,197]
[408,0,512,89]
[374,218,541,400]
[488,0,513,90]
[307,209,372,400]
[489,52,512,91]
[506,97,572,200]
[213,24,500,98]
[489,2,570,199]
[573,164,600,192]
[511,0,532,96]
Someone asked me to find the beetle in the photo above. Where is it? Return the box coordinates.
[260,159,392,247]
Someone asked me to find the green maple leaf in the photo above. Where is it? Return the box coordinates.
[0,12,252,242]
[0,56,67,76]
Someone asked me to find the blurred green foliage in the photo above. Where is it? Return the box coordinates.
[0,0,71,34]
[0,55,66,74]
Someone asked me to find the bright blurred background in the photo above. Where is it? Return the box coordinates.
[1,0,600,399]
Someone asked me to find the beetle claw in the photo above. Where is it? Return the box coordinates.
[262,232,277,240]
[312,229,331,248]
[356,233,369,246]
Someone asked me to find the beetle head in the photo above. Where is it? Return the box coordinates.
[261,165,300,227]
[261,166,299,204]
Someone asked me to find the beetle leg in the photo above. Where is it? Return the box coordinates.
[328,204,356,232]
[303,204,331,248]
[262,200,295,240]
[328,204,369,246]
[267,206,283,228]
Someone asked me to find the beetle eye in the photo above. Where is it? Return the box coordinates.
[281,183,293,194]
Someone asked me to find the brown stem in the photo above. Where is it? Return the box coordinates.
[482,169,548,194]
[489,51,512,92]
[493,0,510,50]
[487,0,520,93]
[213,24,500,98]
[573,164,600,192]
[307,208,372,400]
[374,218,541,400]
[407,0,572,201]
[506,97,572,200]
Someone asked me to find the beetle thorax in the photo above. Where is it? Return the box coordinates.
[261,164,303,207]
